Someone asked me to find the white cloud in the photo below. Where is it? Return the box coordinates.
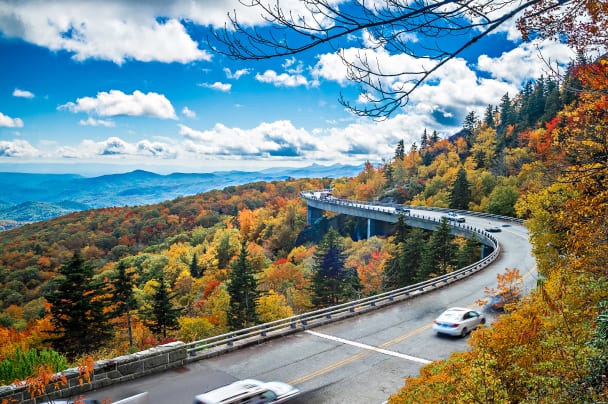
[79,117,115,127]
[176,114,426,163]
[60,90,177,119]
[0,2,211,64]
[0,139,39,157]
[478,39,575,85]
[0,112,24,128]
[74,136,177,159]
[0,0,339,65]
[224,67,250,80]
[255,70,309,87]
[13,88,35,98]
[181,106,196,118]
[199,82,232,92]
[408,57,517,128]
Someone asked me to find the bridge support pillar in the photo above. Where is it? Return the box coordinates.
[481,243,493,258]
[367,218,379,239]
[307,206,324,225]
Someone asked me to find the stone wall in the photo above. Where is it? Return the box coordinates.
[0,342,186,404]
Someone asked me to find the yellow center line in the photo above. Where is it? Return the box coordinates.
[288,323,433,386]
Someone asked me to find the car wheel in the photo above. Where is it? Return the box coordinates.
[480,318,486,325]
[460,327,468,337]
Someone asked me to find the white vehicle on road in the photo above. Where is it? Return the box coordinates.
[432,307,486,337]
[442,211,466,223]
[193,379,299,404]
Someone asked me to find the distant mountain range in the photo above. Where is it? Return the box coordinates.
[0,163,363,228]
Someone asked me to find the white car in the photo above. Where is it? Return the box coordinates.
[432,307,486,337]
[193,379,299,404]
[442,212,466,223]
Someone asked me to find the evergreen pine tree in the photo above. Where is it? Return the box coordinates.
[110,261,136,347]
[393,213,409,244]
[431,130,440,143]
[463,110,477,134]
[383,162,394,187]
[455,236,481,269]
[403,228,426,283]
[145,275,180,339]
[310,228,354,308]
[227,242,259,330]
[418,219,457,279]
[383,226,425,290]
[395,139,405,161]
[189,252,202,278]
[216,234,233,269]
[449,168,471,210]
[420,129,429,150]
[45,252,113,359]
[484,104,495,128]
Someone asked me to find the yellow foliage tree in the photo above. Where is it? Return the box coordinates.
[256,290,294,323]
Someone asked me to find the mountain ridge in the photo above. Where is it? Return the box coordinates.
[0,163,363,227]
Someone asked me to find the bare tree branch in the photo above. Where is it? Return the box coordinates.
[209,0,577,119]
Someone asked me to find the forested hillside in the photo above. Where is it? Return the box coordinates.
[388,60,608,403]
[0,56,606,403]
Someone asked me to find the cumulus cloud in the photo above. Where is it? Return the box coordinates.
[0,2,211,64]
[224,67,250,80]
[477,39,575,85]
[178,121,320,157]
[0,0,330,65]
[181,106,196,118]
[60,90,177,119]
[0,139,39,157]
[255,70,309,88]
[75,136,177,159]
[13,88,35,98]
[0,112,24,128]
[79,117,115,127]
[199,82,232,92]
[176,114,426,163]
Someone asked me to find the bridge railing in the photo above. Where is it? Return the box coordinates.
[185,196,505,360]
[300,190,524,224]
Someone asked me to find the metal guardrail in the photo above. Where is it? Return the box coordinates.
[185,194,508,359]
[301,189,524,225]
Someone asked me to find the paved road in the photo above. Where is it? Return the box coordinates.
[88,211,535,404]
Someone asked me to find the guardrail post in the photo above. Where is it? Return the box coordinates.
[350,303,355,312]
[291,318,296,329]
[261,325,267,337]
[227,333,233,347]
[389,292,393,301]
[326,312,332,319]
[301,316,307,326]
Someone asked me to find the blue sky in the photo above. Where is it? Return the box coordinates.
[0,1,574,176]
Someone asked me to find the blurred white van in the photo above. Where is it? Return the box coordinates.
[193,379,299,404]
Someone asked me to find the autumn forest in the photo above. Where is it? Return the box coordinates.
[1,55,608,402]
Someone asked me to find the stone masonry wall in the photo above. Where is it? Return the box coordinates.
[0,342,186,404]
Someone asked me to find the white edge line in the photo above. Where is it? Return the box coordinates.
[305,330,432,364]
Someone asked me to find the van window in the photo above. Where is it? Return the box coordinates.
[242,390,277,403]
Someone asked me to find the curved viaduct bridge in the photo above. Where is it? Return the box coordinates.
[301,190,500,254]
